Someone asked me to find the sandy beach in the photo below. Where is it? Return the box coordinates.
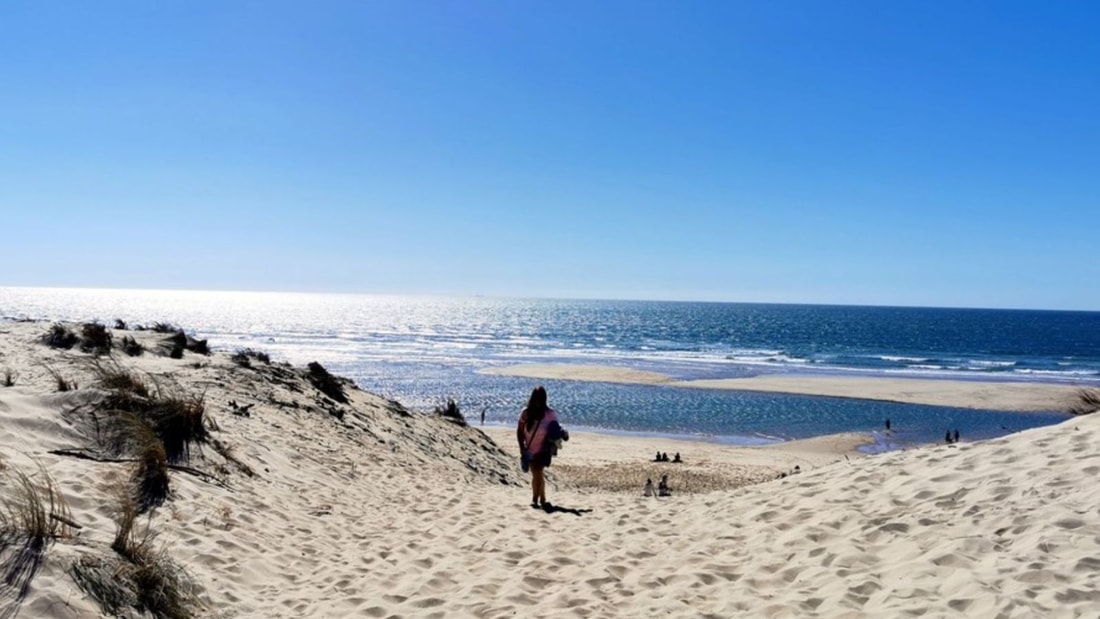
[481,363,1084,412]
[2,320,1099,618]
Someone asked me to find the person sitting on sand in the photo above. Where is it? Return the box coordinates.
[658,474,671,497]
[643,478,655,497]
[672,452,682,463]
[653,451,662,462]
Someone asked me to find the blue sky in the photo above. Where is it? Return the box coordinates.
[1,2,1097,309]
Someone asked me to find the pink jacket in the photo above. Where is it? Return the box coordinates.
[517,408,558,455]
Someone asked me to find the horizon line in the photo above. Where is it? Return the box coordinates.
[1,284,1095,314]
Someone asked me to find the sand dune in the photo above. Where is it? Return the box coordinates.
[2,320,1099,618]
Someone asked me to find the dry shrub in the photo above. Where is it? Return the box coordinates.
[114,319,128,330]
[150,322,178,334]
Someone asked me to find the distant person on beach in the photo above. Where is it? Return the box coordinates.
[945,430,953,444]
[654,451,662,462]
[672,452,682,463]
[516,386,567,510]
[643,478,655,497]
[658,474,671,496]
[885,418,891,433]
[954,429,960,443]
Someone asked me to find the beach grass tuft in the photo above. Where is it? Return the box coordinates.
[132,417,172,511]
[121,335,145,357]
[70,554,138,616]
[307,361,348,403]
[44,365,76,392]
[433,398,467,426]
[42,323,79,349]
[83,491,203,619]
[147,394,208,465]
[1071,388,1100,415]
[1,461,74,608]
[231,348,271,368]
[161,329,210,358]
[0,460,73,546]
[91,358,151,399]
[80,322,113,355]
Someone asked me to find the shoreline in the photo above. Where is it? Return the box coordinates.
[480,363,1084,412]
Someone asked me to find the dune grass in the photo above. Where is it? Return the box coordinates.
[92,365,209,466]
[433,398,467,427]
[71,491,201,619]
[91,358,151,399]
[307,361,348,403]
[230,348,271,368]
[44,365,76,392]
[0,461,73,544]
[0,460,74,608]
[80,322,113,356]
[42,323,79,349]
[121,335,145,357]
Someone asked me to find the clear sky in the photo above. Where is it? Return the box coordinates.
[1,2,1098,310]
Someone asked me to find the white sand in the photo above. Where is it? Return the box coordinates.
[482,362,1084,411]
[2,321,1100,618]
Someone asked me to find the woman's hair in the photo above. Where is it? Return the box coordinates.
[525,386,548,430]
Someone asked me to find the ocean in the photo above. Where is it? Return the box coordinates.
[3,287,1097,449]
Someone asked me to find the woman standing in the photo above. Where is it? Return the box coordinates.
[516,386,565,509]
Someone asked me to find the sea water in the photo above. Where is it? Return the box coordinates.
[3,288,1097,448]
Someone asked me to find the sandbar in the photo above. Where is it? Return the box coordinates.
[481,363,1082,411]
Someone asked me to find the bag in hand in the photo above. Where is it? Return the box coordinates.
[521,451,532,473]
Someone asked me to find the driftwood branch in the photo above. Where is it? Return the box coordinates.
[50,513,84,530]
[47,449,229,488]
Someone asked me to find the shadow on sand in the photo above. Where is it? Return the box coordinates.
[543,503,592,517]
